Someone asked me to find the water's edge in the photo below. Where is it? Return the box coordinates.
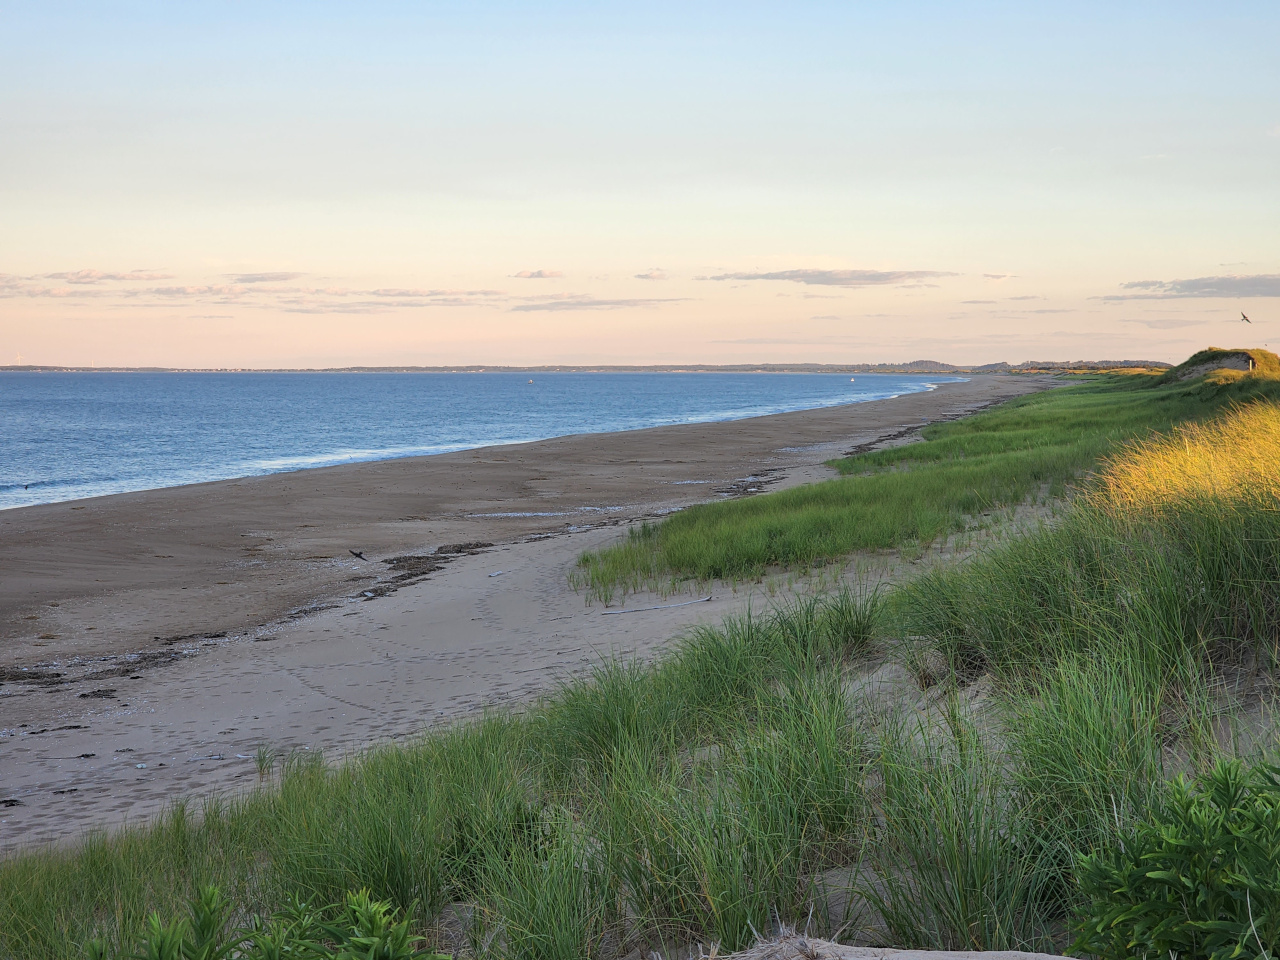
[1,372,965,510]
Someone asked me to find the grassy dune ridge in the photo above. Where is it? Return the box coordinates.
[574,355,1280,602]
[3,350,1280,959]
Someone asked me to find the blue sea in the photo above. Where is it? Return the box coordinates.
[0,372,963,511]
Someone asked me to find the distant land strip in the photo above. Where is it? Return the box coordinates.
[0,360,1171,374]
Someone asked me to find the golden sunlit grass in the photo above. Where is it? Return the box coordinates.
[1096,401,1280,509]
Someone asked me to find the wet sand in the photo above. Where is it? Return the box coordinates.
[0,375,1056,850]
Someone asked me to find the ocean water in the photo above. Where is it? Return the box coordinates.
[0,371,963,510]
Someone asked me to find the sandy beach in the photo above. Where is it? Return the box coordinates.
[0,375,1055,850]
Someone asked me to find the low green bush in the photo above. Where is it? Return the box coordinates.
[1074,760,1280,960]
[87,886,446,960]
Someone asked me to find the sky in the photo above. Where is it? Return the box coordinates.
[1,1,1278,368]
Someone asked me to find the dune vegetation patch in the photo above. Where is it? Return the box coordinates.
[573,354,1280,603]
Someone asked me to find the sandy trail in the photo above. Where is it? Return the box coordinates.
[0,376,1055,850]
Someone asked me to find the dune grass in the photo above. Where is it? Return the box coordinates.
[899,401,1280,682]
[5,353,1280,960]
[573,359,1280,602]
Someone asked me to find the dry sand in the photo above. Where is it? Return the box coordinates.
[0,375,1056,850]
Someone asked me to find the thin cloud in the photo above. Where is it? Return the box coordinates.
[634,269,668,281]
[513,270,563,279]
[224,272,303,283]
[983,273,1013,280]
[368,288,504,299]
[518,292,587,304]
[145,285,248,298]
[962,300,997,304]
[44,269,173,284]
[510,297,688,312]
[810,314,841,321]
[701,268,956,287]
[0,281,111,298]
[280,289,506,313]
[1007,295,1044,301]
[1101,274,1280,300]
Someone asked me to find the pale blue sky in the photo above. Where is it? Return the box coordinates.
[2,2,1277,366]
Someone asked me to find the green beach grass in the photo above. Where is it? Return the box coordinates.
[573,348,1280,602]
[3,348,1280,960]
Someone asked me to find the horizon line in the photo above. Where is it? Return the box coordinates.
[0,359,1173,374]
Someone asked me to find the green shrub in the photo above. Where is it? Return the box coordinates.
[87,886,446,960]
[1074,759,1280,960]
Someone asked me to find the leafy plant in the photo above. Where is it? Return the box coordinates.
[1074,760,1280,960]
[86,887,447,960]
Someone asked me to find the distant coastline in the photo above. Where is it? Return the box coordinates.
[0,359,1171,374]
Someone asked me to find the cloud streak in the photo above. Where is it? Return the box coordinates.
[0,270,512,314]
[226,272,304,284]
[634,269,667,281]
[513,270,563,279]
[701,268,956,287]
[510,297,688,312]
[1101,274,1280,300]
[44,269,173,283]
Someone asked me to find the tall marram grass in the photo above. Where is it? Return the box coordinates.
[865,709,1055,952]
[892,401,1280,940]
[575,370,1280,601]
[900,402,1280,681]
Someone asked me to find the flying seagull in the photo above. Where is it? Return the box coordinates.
[1242,312,1251,323]
[349,550,368,561]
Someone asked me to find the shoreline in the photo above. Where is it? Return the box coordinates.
[0,374,1057,849]
[2,373,962,513]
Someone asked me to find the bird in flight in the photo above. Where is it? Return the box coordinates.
[1242,312,1251,323]
[349,550,368,561]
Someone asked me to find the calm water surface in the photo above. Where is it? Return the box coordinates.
[0,372,963,510]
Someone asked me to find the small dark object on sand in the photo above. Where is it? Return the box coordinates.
[78,688,117,699]
[434,541,493,555]
[349,550,368,561]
